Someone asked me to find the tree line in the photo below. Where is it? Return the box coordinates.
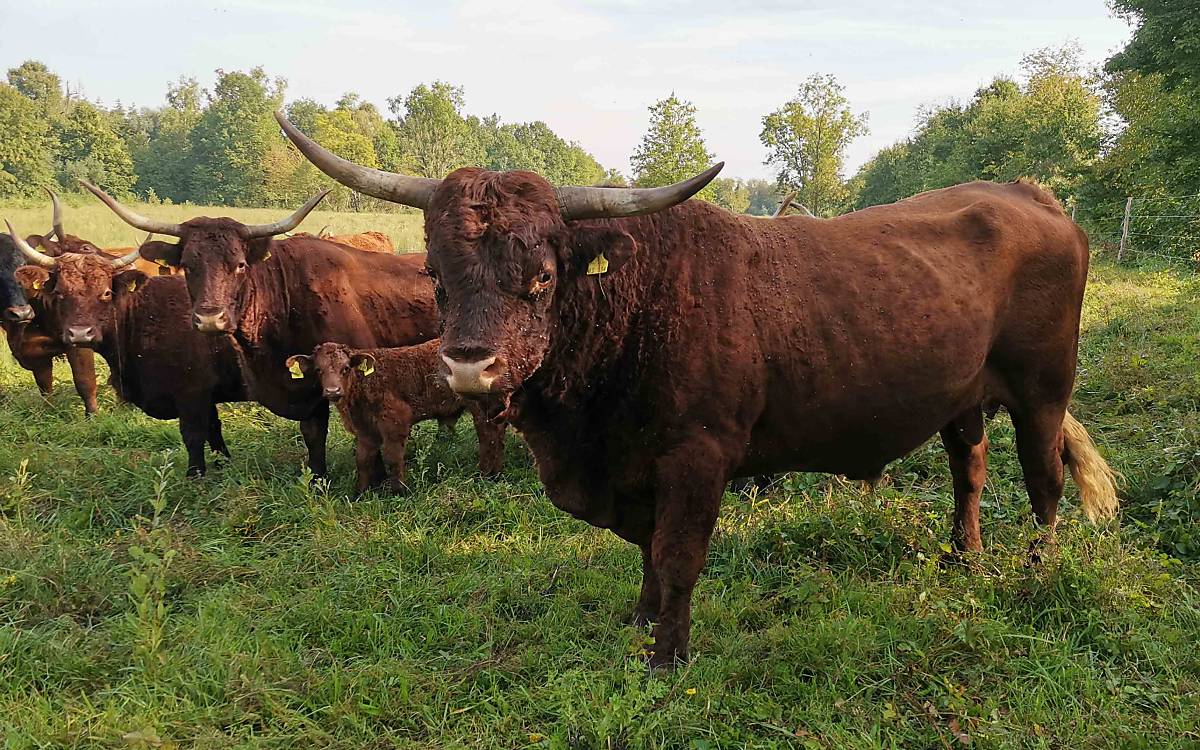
[0,0,1194,228]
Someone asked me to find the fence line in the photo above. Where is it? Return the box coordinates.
[1073,192,1200,269]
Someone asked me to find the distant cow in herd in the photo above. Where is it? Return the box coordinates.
[286,340,506,493]
[280,111,1119,668]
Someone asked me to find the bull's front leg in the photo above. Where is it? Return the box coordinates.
[645,437,726,670]
[300,400,330,477]
[65,346,99,416]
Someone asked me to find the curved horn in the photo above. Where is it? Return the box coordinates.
[555,163,723,221]
[79,180,184,237]
[242,190,331,239]
[772,192,795,218]
[5,220,58,268]
[44,187,65,239]
[318,225,330,238]
[276,110,439,209]
[109,233,152,268]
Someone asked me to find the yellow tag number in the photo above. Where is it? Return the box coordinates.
[358,362,375,376]
[262,251,271,261]
[586,253,609,276]
[127,280,137,292]
[288,360,304,379]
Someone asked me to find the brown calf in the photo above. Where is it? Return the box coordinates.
[286,340,505,494]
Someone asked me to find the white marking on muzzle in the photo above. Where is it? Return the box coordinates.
[442,354,498,394]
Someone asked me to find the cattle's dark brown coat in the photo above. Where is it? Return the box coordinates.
[14,254,246,475]
[287,340,505,493]
[137,225,439,474]
[419,172,1118,667]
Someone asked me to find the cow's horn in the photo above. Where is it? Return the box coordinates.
[5,220,58,268]
[772,192,795,218]
[276,111,440,210]
[79,180,184,237]
[242,190,331,239]
[45,187,65,239]
[110,233,152,268]
[555,163,723,221]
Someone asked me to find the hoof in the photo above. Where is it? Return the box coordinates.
[630,609,657,628]
[647,649,686,672]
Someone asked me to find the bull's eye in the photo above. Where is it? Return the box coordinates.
[100,289,113,301]
[236,261,248,274]
[538,271,552,284]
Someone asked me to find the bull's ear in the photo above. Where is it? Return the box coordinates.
[139,240,182,268]
[285,354,312,379]
[247,238,274,263]
[349,353,376,376]
[14,266,51,295]
[113,270,149,296]
[567,226,637,277]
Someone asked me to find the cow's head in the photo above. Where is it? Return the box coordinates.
[285,343,375,403]
[4,221,144,346]
[79,181,328,334]
[276,111,721,401]
[0,234,36,325]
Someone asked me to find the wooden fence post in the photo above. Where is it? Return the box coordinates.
[1117,196,1133,262]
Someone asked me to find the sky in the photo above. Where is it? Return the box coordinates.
[1,0,1133,181]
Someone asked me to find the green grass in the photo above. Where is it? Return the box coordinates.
[0,197,426,252]
[1,259,1199,748]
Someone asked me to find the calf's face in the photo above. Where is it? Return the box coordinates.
[286,344,376,402]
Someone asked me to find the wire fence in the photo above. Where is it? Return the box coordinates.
[1072,193,1200,269]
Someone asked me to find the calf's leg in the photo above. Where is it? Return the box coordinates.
[380,424,413,494]
[354,437,383,495]
[65,347,99,416]
[469,408,505,478]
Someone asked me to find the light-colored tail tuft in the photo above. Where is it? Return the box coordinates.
[1062,410,1121,522]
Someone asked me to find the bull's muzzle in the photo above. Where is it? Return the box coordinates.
[193,306,232,333]
[3,305,34,323]
[66,325,99,346]
[442,354,505,394]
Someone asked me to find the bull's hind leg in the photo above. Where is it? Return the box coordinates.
[631,543,661,627]
[178,406,210,477]
[940,406,989,553]
[65,347,99,416]
[1011,403,1068,555]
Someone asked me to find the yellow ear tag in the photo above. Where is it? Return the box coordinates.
[262,250,271,261]
[127,280,138,292]
[288,360,305,379]
[357,361,375,376]
[154,258,169,268]
[586,253,609,276]
[31,280,41,290]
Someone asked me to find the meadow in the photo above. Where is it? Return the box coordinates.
[0,202,1198,747]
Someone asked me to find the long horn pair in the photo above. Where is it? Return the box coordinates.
[6,220,58,268]
[274,111,723,220]
[79,180,329,239]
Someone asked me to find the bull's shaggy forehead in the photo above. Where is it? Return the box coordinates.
[51,254,114,292]
[425,168,564,265]
[178,219,254,259]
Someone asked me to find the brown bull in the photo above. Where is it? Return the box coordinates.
[281,112,1120,669]
[7,226,247,475]
[0,194,102,414]
[80,182,439,476]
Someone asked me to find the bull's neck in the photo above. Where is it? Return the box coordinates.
[232,249,290,353]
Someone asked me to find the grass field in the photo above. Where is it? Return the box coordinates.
[0,196,426,253]
[1,255,1199,748]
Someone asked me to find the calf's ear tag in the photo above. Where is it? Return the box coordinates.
[288,360,305,379]
[31,280,41,290]
[586,253,609,276]
[262,250,271,261]
[357,361,374,376]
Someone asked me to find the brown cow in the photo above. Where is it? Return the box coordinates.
[80,182,439,476]
[285,340,505,494]
[292,227,395,253]
[281,112,1120,669]
[6,226,247,475]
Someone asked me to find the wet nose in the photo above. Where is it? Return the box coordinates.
[323,386,343,401]
[3,305,33,323]
[66,325,99,345]
[441,349,506,394]
[193,306,231,333]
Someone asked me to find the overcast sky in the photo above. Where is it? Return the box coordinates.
[2,0,1132,181]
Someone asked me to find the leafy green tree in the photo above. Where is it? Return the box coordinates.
[285,98,327,137]
[389,82,484,178]
[1107,0,1200,86]
[6,60,66,118]
[745,179,780,216]
[630,94,715,199]
[760,74,868,216]
[601,168,628,187]
[54,100,137,196]
[0,84,55,198]
[126,78,203,202]
[189,68,285,205]
[710,177,750,213]
[511,121,604,185]
[336,93,401,172]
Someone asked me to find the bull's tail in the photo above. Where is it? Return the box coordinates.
[1062,410,1120,521]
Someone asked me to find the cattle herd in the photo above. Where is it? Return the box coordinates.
[0,110,1120,668]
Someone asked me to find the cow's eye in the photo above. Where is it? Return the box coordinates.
[100,289,113,301]
[236,261,248,273]
[538,271,552,284]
